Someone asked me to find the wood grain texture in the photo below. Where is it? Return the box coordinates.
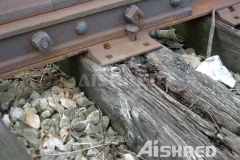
[68,46,240,159]
[174,16,240,72]
[146,48,240,135]
[0,120,32,160]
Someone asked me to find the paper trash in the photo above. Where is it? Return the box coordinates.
[196,55,236,88]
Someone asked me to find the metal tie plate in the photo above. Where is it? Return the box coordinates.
[88,32,162,66]
[217,3,240,26]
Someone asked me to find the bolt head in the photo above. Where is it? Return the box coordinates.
[31,31,53,52]
[124,5,144,24]
[170,0,182,7]
[75,21,88,35]
[126,24,139,32]
[42,41,49,49]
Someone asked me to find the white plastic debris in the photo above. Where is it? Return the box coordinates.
[196,55,236,88]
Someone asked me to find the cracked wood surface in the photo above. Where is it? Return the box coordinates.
[68,46,240,159]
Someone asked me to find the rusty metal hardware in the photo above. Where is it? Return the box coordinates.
[124,5,144,24]
[75,21,88,35]
[0,0,240,78]
[217,3,240,26]
[170,0,183,7]
[88,32,162,66]
[126,24,139,41]
[31,31,53,52]
[0,0,192,78]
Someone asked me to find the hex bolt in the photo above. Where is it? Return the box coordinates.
[31,31,53,52]
[124,5,144,24]
[75,21,88,35]
[126,24,139,41]
[170,0,182,7]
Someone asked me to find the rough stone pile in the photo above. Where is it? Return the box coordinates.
[0,70,138,160]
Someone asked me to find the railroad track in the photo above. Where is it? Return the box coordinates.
[0,0,240,78]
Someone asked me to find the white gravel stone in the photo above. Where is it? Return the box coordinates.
[71,119,89,132]
[39,98,50,111]
[107,127,118,136]
[77,98,94,108]
[86,110,100,124]
[30,91,41,100]
[60,98,77,108]
[60,77,76,89]
[72,93,84,101]
[86,105,97,115]
[0,92,15,102]
[51,86,64,94]
[87,148,99,157]
[23,102,32,109]
[84,123,101,134]
[2,114,11,127]
[10,107,25,122]
[123,154,135,160]
[49,101,65,113]
[60,115,71,128]
[63,108,75,120]
[75,154,87,160]
[0,101,11,110]
[25,108,40,129]
[41,110,52,119]
[102,116,110,129]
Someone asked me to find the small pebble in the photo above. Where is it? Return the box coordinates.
[1,101,11,110]
[72,93,85,101]
[60,98,77,108]
[41,110,52,119]
[60,77,76,89]
[0,72,136,160]
[0,92,15,102]
[10,107,25,122]
[2,114,11,128]
[30,91,41,100]
[84,123,101,134]
[124,154,135,160]
[60,115,71,128]
[103,116,110,129]
[77,98,94,108]
[71,119,89,132]
[75,154,87,160]
[86,110,100,124]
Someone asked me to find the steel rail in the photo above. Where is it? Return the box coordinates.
[0,0,240,78]
[0,0,93,25]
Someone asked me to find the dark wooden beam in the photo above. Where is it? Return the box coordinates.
[68,46,240,159]
[174,16,240,73]
[0,120,32,160]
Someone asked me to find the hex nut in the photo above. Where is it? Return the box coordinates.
[124,5,144,24]
[31,31,53,52]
